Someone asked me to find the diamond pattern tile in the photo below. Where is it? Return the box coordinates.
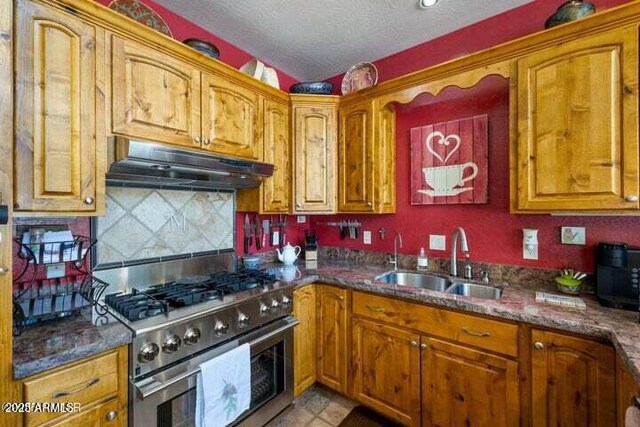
[131,191,174,232]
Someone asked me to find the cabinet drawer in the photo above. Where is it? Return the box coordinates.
[23,350,120,426]
[353,291,518,357]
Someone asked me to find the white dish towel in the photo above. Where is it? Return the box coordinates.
[195,343,251,427]
[626,405,640,427]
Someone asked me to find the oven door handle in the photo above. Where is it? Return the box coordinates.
[134,318,299,400]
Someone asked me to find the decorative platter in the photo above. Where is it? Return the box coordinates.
[108,0,173,38]
[341,62,378,95]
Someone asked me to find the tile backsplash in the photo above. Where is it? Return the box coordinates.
[95,187,234,266]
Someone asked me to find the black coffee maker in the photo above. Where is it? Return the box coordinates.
[595,242,640,310]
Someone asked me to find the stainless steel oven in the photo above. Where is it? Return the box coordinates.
[132,316,298,427]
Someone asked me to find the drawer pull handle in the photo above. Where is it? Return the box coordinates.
[106,410,118,421]
[52,377,100,399]
[461,327,491,337]
[365,305,386,313]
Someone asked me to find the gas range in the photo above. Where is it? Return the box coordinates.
[94,253,296,378]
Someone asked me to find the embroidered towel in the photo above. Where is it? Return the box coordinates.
[195,343,251,427]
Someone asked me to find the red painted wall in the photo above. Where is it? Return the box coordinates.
[94,0,297,89]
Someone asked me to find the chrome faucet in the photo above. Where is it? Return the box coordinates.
[390,232,403,270]
[450,227,471,278]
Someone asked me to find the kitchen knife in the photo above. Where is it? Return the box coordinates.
[254,216,262,250]
[262,219,269,248]
[244,214,251,254]
[282,215,288,246]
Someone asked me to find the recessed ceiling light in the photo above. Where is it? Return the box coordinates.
[419,0,439,8]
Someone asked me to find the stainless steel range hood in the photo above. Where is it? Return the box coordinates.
[107,137,273,190]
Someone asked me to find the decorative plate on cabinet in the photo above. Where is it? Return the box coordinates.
[341,62,378,95]
[108,0,173,37]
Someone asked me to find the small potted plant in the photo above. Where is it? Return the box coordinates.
[554,269,587,295]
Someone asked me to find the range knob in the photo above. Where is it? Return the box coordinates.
[238,312,250,328]
[259,302,271,316]
[271,299,281,311]
[162,334,181,354]
[214,320,230,336]
[138,343,160,363]
[183,328,201,345]
[281,295,292,308]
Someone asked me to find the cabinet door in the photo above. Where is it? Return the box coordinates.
[338,102,375,212]
[15,0,105,214]
[316,285,348,393]
[293,285,316,397]
[111,35,201,148]
[293,105,337,213]
[421,337,519,427]
[351,316,421,426]
[531,329,615,426]
[514,27,638,211]
[201,73,262,160]
[616,353,638,426]
[262,99,291,211]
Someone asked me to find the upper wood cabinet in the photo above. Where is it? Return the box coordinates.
[351,316,421,426]
[316,284,348,394]
[511,27,639,212]
[237,98,290,213]
[531,329,615,426]
[338,100,396,213]
[291,95,339,213]
[111,35,201,149]
[14,0,106,215]
[201,73,262,160]
[293,285,316,397]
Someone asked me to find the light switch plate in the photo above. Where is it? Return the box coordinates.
[272,231,280,246]
[46,263,65,279]
[429,235,446,251]
[296,215,306,223]
[561,227,586,245]
[363,230,372,245]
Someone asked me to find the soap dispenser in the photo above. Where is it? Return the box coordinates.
[417,247,428,271]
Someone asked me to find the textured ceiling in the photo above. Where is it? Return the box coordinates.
[153,0,533,82]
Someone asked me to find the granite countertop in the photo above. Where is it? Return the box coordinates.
[270,260,640,384]
[13,308,133,379]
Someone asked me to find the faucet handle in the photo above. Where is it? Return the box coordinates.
[480,270,490,284]
[463,263,473,280]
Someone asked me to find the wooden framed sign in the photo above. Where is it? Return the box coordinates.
[410,115,488,205]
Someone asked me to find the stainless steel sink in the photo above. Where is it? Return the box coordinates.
[445,282,502,300]
[375,271,450,292]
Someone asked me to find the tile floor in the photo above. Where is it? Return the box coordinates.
[268,384,358,427]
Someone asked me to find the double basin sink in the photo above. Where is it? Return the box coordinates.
[375,271,502,300]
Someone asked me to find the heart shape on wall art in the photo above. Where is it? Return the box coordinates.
[425,131,461,165]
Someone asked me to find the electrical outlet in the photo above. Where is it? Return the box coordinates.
[46,263,65,279]
[272,231,280,246]
[363,230,372,245]
[296,215,306,223]
[429,235,446,251]
[561,227,586,245]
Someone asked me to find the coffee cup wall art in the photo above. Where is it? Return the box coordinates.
[410,115,488,205]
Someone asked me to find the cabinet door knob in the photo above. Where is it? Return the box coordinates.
[366,202,372,207]
[106,410,118,421]
[533,341,545,350]
[624,85,634,95]
[420,343,427,350]
[83,197,94,205]
[338,295,344,300]
[410,340,418,347]
[625,195,638,202]
[203,138,211,146]
[194,136,201,144]
[296,203,303,210]
[0,266,8,275]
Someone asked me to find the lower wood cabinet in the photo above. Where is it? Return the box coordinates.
[421,337,519,427]
[617,353,640,426]
[531,329,615,426]
[21,346,128,427]
[316,285,348,393]
[293,285,316,397]
[350,316,421,426]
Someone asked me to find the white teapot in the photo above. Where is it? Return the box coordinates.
[276,242,301,265]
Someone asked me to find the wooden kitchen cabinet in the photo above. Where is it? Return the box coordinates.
[316,284,348,393]
[511,26,639,212]
[14,0,106,215]
[531,329,615,426]
[351,316,421,426]
[421,337,520,427]
[293,285,316,397]
[291,95,339,213]
[616,353,640,426]
[201,72,262,160]
[237,98,290,212]
[21,345,128,427]
[111,35,201,149]
[338,99,396,213]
